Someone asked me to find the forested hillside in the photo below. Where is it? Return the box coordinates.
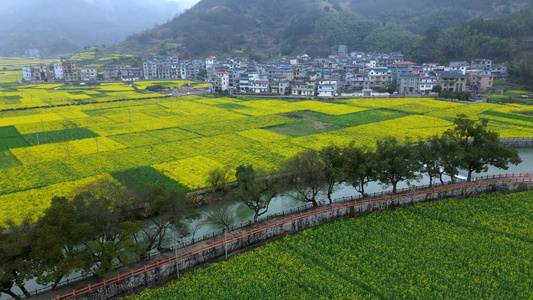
[408,7,533,64]
[116,0,532,60]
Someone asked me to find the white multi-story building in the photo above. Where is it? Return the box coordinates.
[143,60,157,80]
[53,62,63,79]
[22,66,33,81]
[292,80,316,96]
[250,79,269,94]
[80,67,98,81]
[209,71,229,92]
[420,77,437,95]
[206,56,216,70]
[367,68,392,89]
[317,80,338,97]
[449,61,468,75]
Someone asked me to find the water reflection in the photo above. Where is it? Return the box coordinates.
[186,148,532,243]
[4,149,531,300]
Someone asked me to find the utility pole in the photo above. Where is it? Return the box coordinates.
[224,229,228,260]
[175,247,180,279]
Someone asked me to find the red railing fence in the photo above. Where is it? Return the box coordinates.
[53,174,532,300]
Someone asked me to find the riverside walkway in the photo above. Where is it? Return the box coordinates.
[20,173,533,300]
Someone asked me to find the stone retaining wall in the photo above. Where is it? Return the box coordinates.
[66,181,532,300]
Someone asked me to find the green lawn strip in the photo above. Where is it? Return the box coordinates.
[0,136,29,150]
[315,109,409,127]
[266,109,408,137]
[0,160,77,196]
[481,110,533,126]
[214,103,249,110]
[266,120,343,137]
[22,128,99,146]
[111,166,189,191]
[65,91,86,95]
[0,150,21,169]
[0,126,21,138]
[2,95,22,104]
[0,127,29,150]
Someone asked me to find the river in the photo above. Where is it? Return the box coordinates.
[2,149,532,299]
[188,148,533,243]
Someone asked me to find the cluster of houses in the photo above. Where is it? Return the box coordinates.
[208,51,505,97]
[23,61,83,82]
[21,50,505,98]
[22,55,205,83]
[22,60,144,83]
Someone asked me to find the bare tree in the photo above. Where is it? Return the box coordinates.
[284,149,327,207]
[201,203,236,231]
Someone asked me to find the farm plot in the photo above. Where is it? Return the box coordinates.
[0,97,532,226]
[124,191,533,300]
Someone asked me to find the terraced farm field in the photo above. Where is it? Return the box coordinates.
[0,95,532,226]
[124,191,533,300]
[0,83,166,111]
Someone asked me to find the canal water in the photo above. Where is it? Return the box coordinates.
[188,148,533,242]
[3,149,532,299]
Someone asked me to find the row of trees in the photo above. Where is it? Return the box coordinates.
[0,181,198,299]
[0,115,521,298]
[204,114,521,226]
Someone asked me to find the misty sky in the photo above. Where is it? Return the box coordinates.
[0,0,204,49]
[0,0,201,16]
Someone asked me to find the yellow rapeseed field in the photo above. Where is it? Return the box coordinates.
[0,96,531,226]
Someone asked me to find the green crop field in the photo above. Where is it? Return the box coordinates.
[0,96,532,226]
[124,191,533,300]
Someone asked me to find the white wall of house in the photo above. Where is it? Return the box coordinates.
[22,66,33,81]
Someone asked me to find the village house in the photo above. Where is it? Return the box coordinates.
[250,79,270,94]
[422,63,439,73]
[22,66,33,81]
[228,68,247,90]
[437,71,467,92]
[291,80,316,96]
[120,68,142,82]
[467,70,493,93]
[449,61,468,74]
[142,60,157,80]
[471,58,492,69]
[62,61,78,82]
[270,76,290,95]
[32,64,51,81]
[367,68,392,90]
[317,79,338,97]
[179,60,203,80]
[103,64,127,81]
[209,71,229,92]
[53,62,63,79]
[420,76,437,95]
[397,74,421,94]
[80,67,98,81]
[392,61,417,68]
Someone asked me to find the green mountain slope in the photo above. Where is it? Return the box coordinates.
[115,0,533,59]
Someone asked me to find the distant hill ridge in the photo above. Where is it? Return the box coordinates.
[0,0,183,56]
[115,0,533,61]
